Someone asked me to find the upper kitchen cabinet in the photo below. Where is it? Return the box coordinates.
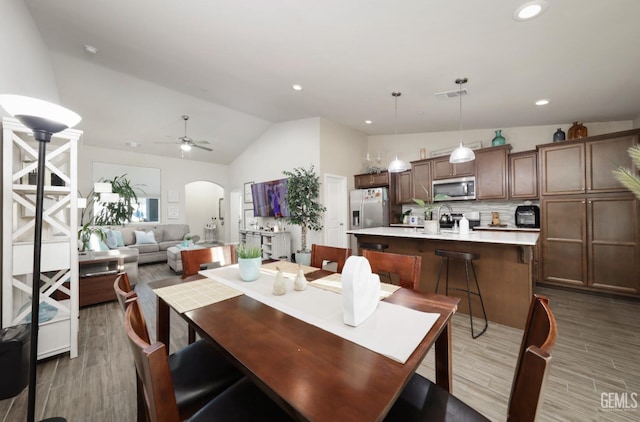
[392,170,413,205]
[411,159,431,202]
[431,156,475,180]
[538,129,640,196]
[475,145,511,200]
[354,171,389,189]
[509,150,538,199]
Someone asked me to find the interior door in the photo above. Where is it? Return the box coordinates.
[324,174,348,247]
[229,190,242,243]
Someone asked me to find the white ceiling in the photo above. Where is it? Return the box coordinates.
[25,0,640,164]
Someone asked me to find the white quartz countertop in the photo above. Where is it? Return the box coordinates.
[347,226,539,246]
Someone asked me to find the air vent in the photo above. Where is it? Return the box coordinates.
[434,89,468,98]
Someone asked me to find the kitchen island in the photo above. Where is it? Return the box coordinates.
[347,227,539,329]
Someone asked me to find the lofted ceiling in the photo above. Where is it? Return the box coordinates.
[24,0,640,164]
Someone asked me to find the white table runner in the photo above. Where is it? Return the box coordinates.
[199,265,439,364]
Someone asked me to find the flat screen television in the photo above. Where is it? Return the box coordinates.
[251,178,290,218]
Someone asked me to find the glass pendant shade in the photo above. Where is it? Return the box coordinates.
[449,142,476,163]
[181,143,192,151]
[0,94,81,141]
[388,155,409,173]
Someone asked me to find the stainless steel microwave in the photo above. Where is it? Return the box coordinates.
[432,176,476,201]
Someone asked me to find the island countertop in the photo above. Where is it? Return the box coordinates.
[347,226,539,246]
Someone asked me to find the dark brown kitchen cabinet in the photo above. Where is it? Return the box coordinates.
[392,170,413,204]
[411,159,432,201]
[509,150,538,199]
[538,130,639,196]
[431,156,475,180]
[475,145,510,200]
[541,195,639,295]
[354,171,389,189]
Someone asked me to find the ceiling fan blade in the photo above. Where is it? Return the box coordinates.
[152,141,180,144]
[193,140,211,145]
[192,144,213,152]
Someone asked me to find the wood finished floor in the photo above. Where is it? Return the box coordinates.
[1,263,638,421]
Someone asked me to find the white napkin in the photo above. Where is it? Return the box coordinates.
[342,256,381,327]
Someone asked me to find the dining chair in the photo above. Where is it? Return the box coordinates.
[385,294,558,422]
[310,244,352,273]
[123,299,293,422]
[181,245,236,278]
[362,249,422,290]
[113,272,136,312]
[181,245,236,343]
[113,287,243,420]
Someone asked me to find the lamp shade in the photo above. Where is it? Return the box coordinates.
[388,155,409,173]
[93,182,113,193]
[0,95,81,131]
[180,143,192,152]
[449,142,476,163]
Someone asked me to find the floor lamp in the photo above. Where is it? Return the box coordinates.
[0,95,81,422]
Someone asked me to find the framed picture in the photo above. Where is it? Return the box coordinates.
[244,182,254,203]
[168,206,179,220]
[243,209,254,229]
[167,190,179,203]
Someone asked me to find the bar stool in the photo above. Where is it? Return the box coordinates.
[434,249,488,339]
[358,242,388,253]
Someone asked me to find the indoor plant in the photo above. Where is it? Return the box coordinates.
[237,243,263,281]
[93,175,140,226]
[282,165,326,265]
[77,222,105,252]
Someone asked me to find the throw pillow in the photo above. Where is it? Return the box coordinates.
[105,230,118,249]
[134,230,157,245]
[112,230,125,247]
[89,232,109,251]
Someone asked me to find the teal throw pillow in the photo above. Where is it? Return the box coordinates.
[113,230,125,247]
[105,230,118,249]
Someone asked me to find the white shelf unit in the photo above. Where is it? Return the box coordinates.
[239,230,291,261]
[2,117,81,360]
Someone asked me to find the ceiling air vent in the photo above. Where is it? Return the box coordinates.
[434,89,468,98]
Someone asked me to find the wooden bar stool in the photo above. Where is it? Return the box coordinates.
[434,249,488,339]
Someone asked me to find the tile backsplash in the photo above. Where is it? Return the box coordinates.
[402,200,540,227]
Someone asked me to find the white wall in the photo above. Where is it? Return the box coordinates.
[0,0,60,107]
[319,117,367,191]
[185,181,224,242]
[367,121,634,165]
[78,145,230,237]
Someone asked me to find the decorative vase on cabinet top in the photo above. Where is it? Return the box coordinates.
[568,122,588,140]
[553,128,566,142]
[491,129,506,146]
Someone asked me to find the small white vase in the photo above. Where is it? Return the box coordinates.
[424,220,438,234]
[295,251,311,266]
[238,257,261,281]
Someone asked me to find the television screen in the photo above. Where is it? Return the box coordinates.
[251,178,290,218]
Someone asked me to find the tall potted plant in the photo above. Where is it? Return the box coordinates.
[283,166,326,265]
[94,175,140,226]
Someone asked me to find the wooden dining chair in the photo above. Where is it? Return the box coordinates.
[181,245,236,278]
[113,272,136,312]
[123,299,292,422]
[385,294,558,422]
[181,245,236,343]
[310,244,352,273]
[362,249,422,290]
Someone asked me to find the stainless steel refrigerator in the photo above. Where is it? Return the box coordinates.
[349,187,389,252]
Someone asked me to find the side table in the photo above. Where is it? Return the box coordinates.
[77,252,124,307]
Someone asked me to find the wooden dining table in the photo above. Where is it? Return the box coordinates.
[150,267,459,421]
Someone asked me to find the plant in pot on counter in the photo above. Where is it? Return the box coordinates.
[282,165,326,266]
[237,244,263,282]
[410,183,445,221]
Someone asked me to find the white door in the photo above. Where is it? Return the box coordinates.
[324,174,348,247]
[229,189,242,243]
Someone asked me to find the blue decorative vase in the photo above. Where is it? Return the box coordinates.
[491,129,506,146]
[553,128,566,142]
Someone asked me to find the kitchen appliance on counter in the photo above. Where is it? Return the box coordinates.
[432,176,476,201]
[440,212,481,230]
[515,205,540,228]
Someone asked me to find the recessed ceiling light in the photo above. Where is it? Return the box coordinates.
[84,44,98,54]
[365,120,372,125]
[535,99,550,106]
[125,141,142,148]
[292,84,303,91]
[513,1,548,21]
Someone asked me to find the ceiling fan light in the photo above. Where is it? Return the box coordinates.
[449,143,476,163]
[388,155,409,173]
[180,143,192,152]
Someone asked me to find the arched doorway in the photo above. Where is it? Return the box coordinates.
[185,181,225,243]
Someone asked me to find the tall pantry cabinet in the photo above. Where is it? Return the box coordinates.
[538,129,640,296]
[1,117,81,359]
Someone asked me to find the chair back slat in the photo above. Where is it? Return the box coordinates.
[310,244,352,273]
[124,300,181,422]
[113,272,136,313]
[507,294,558,421]
[181,245,236,278]
[362,249,422,290]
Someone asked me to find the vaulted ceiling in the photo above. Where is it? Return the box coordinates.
[25,0,640,164]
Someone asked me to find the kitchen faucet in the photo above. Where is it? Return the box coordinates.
[436,204,453,234]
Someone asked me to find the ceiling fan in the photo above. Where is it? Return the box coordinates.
[153,115,212,152]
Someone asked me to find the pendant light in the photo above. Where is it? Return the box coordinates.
[449,77,475,164]
[387,92,409,173]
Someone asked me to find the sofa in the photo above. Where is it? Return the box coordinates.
[86,224,199,285]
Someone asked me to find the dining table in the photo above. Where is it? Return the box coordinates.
[149,261,459,421]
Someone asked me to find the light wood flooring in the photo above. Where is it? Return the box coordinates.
[1,263,639,421]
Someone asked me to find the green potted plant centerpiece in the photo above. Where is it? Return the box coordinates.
[411,183,446,234]
[282,165,326,266]
[237,244,263,281]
